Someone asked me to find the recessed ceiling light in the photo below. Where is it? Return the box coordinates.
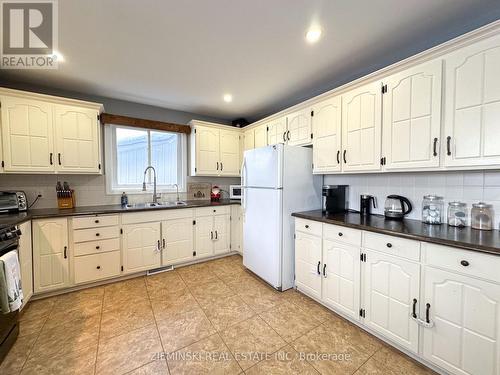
[52,50,64,62]
[305,27,322,44]
[223,94,233,103]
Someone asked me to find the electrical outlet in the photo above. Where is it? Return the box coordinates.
[35,191,43,198]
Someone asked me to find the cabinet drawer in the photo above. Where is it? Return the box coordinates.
[295,218,322,237]
[195,206,230,217]
[74,251,121,284]
[72,215,119,229]
[73,226,120,243]
[323,224,361,246]
[74,238,120,256]
[363,231,420,261]
[423,243,500,283]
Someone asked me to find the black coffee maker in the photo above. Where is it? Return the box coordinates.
[360,195,377,215]
[322,185,348,214]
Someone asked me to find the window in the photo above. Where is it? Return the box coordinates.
[105,125,186,194]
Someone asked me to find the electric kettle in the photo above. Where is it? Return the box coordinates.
[384,195,412,220]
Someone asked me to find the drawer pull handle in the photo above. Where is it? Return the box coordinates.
[338,232,343,237]
[323,264,327,277]
[63,246,67,259]
[425,303,431,324]
[386,243,392,248]
[412,298,417,318]
[96,246,100,250]
[317,261,321,275]
[305,225,309,229]
[96,233,100,237]
[96,266,101,270]
[95,220,99,224]
[460,260,470,267]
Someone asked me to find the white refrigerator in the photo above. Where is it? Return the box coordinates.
[241,144,322,291]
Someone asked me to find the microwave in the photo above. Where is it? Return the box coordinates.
[229,185,242,200]
[0,191,27,213]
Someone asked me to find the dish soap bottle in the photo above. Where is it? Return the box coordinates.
[121,192,128,207]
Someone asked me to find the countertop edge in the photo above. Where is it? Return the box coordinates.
[292,211,500,256]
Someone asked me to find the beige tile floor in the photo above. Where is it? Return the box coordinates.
[1,254,437,375]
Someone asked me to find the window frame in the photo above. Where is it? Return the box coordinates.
[104,124,187,195]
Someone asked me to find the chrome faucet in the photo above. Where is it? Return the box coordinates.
[142,166,160,203]
[173,183,180,202]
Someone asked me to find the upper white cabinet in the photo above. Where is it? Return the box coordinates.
[1,96,54,172]
[254,124,268,148]
[243,128,255,151]
[342,81,382,172]
[190,121,241,176]
[267,117,287,145]
[54,105,101,173]
[0,89,102,174]
[382,60,443,170]
[444,33,500,168]
[312,96,342,173]
[287,108,312,146]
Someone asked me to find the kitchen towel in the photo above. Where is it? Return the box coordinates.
[0,250,23,312]
[0,260,10,314]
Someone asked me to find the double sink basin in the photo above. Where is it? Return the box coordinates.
[124,201,188,209]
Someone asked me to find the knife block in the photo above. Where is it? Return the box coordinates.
[57,190,75,209]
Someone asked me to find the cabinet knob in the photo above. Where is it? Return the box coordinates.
[386,243,392,248]
[460,260,470,267]
[305,225,309,229]
[95,219,99,224]
[96,233,100,237]
[96,266,101,270]
[95,246,100,250]
[338,232,343,237]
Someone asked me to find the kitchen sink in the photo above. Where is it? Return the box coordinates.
[124,201,188,209]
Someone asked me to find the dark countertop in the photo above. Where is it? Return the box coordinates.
[292,210,500,256]
[0,200,241,229]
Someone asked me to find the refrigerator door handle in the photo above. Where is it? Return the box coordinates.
[241,157,247,211]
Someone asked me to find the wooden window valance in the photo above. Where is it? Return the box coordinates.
[100,113,191,134]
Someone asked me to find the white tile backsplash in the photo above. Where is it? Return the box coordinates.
[0,174,240,209]
[324,170,500,229]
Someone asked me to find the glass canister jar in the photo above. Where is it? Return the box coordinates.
[447,201,468,227]
[422,195,444,224]
[471,202,494,230]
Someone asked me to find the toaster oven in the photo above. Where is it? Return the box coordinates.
[0,192,27,213]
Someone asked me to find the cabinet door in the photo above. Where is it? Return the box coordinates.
[383,60,442,170]
[54,105,100,173]
[74,251,121,284]
[287,108,312,146]
[254,124,268,148]
[342,82,382,172]
[195,126,220,175]
[0,96,54,172]
[122,222,161,274]
[230,205,242,254]
[422,267,500,375]
[33,218,70,293]
[213,215,230,255]
[363,250,420,353]
[219,129,240,176]
[194,215,214,259]
[244,129,255,151]
[295,231,322,300]
[444,34,500,167]
[18,221,33,306]
[322,240,360,320]
[267,117,287,145]
[162,218,194,265]
[312,96,342,173]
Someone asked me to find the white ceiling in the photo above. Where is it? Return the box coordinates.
[1,0,499,121]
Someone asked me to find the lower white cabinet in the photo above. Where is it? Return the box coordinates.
[74,251,121,284]
[194,208,231,259]
[362,249,420,353]
[122,222,161,274]
[295,231,322,299]
[161,217,194,265]
[322,239,360,320]
[33,218,70,293]
[18,221,33,306]
[422,267,500,375]
[294,217,500,375]
[230,205,243,254]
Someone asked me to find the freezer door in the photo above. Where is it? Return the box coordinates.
[243,187,282,288]
[242,145,282,188]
